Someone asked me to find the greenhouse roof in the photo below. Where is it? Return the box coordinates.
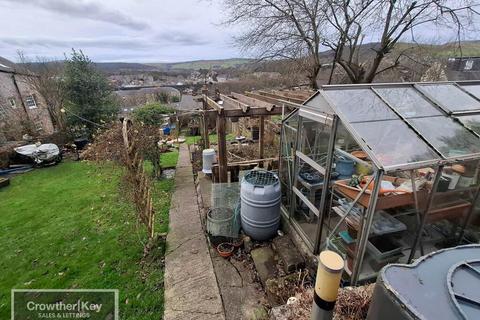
[303,81,480,171]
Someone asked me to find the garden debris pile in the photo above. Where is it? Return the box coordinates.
[227,143,277,162]
[334,284,375,320]
[81,123,125,163]
[271,284,375,320]
[82,123,167,166]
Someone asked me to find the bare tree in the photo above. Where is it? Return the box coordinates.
[17,52,67,131]
[323,0,479,83]
[221,0,325,89]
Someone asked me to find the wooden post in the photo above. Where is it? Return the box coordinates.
[217,113,228,183]
[259,116,265,168]
[202,86,210,149]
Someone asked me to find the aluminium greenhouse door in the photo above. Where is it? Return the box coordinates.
[279,112,299,213]
[290,115,336,250]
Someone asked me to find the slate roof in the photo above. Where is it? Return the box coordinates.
[0,56,17,73]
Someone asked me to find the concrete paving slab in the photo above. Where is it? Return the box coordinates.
[210,249,268,320]
[251,247,277,287]
[164,145,225,320]
[197,171,268,320]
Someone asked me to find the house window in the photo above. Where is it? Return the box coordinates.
[8,97,16,109]
[25,95,37,109]
[34,121,43,132]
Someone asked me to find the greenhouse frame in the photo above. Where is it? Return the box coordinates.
[279,81,480,285]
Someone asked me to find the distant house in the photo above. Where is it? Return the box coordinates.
[446,57,480,81]
[0,56,54,143]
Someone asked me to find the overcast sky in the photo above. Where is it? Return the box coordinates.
[0,0,241,63]
[0,0,478,63]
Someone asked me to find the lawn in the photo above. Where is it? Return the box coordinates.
[0,160,176,319]
[184,134,235,145]
[160,150,179,168]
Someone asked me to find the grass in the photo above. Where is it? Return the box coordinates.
[160,150,179,168]
[0,160,177,319]
[184,134,235,145]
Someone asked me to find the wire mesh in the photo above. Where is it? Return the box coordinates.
[244,170,278,186]
[210,182,241,238]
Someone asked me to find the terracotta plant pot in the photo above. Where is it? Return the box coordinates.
[217,243,234,258]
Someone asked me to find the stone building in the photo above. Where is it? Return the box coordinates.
[445,57,480,81]
[0,56,54,143]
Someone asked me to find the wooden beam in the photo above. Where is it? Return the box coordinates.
[273,90,312,101]
[216,114,228,182]
[206,107,283,118]
[259,116,265,168]
[220,94,250,112]
[258,90,305,104]
[231,92,275,111]
[205,95,224,114]
[244,91,282,106]
[223,107,282,117]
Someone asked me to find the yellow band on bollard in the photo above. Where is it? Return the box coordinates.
[314,250,344,302]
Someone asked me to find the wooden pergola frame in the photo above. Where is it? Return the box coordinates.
[201,90,310,182]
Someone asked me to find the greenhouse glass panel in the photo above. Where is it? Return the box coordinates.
[304,92,334,114]
[460,84,480,99]
[324,89,399,122]
[457,114,480,133]
[416,84,480,113]
[351,120,439,167]
[375,87,443,118]
[409,116,480,157]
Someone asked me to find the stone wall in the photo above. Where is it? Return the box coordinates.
[0,71,54,143]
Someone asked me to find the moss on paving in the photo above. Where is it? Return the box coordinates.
[0,160,176,319]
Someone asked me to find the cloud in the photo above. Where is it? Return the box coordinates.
[0,31,210,51]
[0,0,149,30]
[153,31,210,46]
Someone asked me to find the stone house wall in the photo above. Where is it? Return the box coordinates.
[0,71,54,143]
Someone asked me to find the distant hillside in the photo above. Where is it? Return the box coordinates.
[17,41,480,76]
[431,40,480,57]
[147,58,254,71]
[93,62,159,73]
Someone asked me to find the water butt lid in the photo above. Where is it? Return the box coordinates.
[243,170,278,187]
[448,260,480,319]
[381,245,480,320]
[203,149,216,155]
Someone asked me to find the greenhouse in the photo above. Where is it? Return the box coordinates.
[279,81,480,285]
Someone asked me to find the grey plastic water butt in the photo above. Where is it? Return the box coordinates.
[240,170,281,241]
[366,244,480,320]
